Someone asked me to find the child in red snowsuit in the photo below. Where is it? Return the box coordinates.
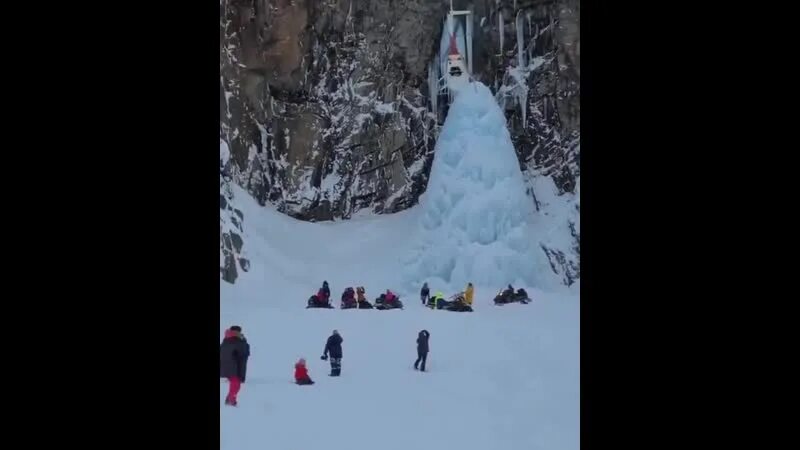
[294,358,314,385]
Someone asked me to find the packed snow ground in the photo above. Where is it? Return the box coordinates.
[221,183,579,450]
[221,80,579,450]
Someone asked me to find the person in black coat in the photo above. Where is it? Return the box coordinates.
[229,325,250,381]
[414,330,430,371]
[420,282,430,305]
[321,329,343,376]
[220,326,250,406]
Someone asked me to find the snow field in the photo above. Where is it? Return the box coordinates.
[221,288,578,450]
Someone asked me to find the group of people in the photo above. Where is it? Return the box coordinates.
[310,280,531,310]
[419,282,475,311]
[307,281,403,310]
[220,326,431,406]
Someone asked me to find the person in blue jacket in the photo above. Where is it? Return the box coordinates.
[321,329,343,376]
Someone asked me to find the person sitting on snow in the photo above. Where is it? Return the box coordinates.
[355,286,373,308]
[464,283,474,306]
[317,281,331,305]
[430,291,445,309]
[341,287,356,308]
[294,358,314,385]
[500,285,515,302]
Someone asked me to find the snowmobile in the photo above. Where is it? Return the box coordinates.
[306,294,334,309]
[341,299,374,310]
[434,293,473,312]
[493,288,530,305]
[374,293,403,310]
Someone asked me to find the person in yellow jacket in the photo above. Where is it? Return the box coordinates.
[464,283,474,306]
[432,291,445,309]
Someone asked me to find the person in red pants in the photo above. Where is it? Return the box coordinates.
[294,358,314,385]
[220,327,249,406]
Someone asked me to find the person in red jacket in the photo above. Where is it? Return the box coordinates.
[294,358,314,385]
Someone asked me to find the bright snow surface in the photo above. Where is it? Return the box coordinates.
[221,81,579,450]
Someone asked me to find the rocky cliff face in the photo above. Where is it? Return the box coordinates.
[220,139,250,284]
[220,0,579,285]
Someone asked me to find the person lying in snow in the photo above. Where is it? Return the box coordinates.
[294,358,314,385]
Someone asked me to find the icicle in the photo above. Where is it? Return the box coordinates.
[499,10,504,56]
[516,10,525,69]
[466,11,473,75]
[429,59,438,116]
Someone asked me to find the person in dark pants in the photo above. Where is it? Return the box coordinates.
[414,329,430,371]
[220,326,250,406]
[420,282,430,305]
[321,329,343,376]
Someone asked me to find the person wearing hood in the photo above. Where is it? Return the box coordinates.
[220,326,250,406]
[420,282,430,305]
[321,329,343,376]
[294,358,314,385]
[318,281,331,304]
[414,330,430,371]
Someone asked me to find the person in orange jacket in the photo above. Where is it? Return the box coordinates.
[294,358,314,385]
[464,283,474,306]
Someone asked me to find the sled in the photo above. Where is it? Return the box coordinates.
[374,298,404,310]
[493,289,531,306]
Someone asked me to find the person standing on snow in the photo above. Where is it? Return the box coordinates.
[414,330,430,371]
[464,283,474,307]
[294,358,314,385]
[220,326,249,406]
[420,282,430,305]
[229,325,250,381]
[321,329,343,376]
